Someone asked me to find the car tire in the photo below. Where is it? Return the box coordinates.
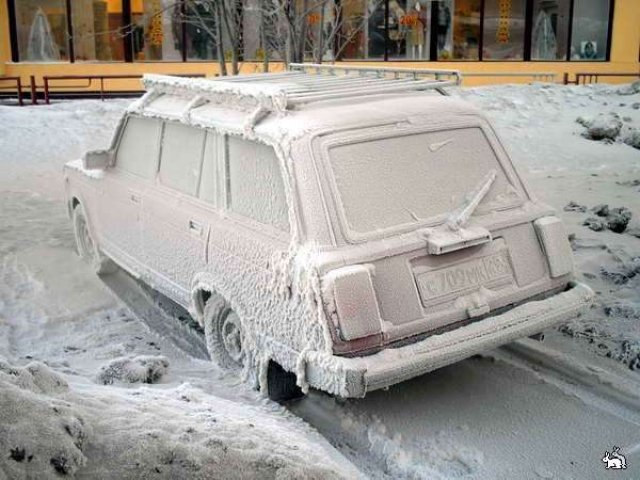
[267,361,304,403]
[203,295,245,371]
[72,204,116,275]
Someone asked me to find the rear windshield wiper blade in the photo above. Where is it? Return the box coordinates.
[446,169,497,231]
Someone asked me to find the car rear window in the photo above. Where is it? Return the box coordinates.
[327,127,522,237]
[227,137,289,232]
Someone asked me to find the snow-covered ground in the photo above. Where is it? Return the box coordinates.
[0,82,639,479]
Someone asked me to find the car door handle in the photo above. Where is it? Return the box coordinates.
[189,220,203,234]
[129,191,142,204]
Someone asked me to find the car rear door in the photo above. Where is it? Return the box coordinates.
[142,123,219,300]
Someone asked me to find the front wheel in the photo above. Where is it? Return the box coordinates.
[72,204,115,274]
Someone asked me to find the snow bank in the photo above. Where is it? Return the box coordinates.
[0,356,354,480]
[96,355,169,385]
[0,359,89,478]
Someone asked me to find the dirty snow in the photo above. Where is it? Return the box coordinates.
[1,81,640,479]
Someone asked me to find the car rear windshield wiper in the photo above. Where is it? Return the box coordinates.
[446,169,497,231]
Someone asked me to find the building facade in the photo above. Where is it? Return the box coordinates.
[0,0,638,88]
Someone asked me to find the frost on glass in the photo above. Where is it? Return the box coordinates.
[199,131,219,205]
[228,137,289,232]
[159,123,205,195]
[328,127,516,235]
[115,117,161,179]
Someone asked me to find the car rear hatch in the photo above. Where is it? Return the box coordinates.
[315,121,574,352]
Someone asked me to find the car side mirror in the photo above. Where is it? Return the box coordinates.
[82,150,113,170]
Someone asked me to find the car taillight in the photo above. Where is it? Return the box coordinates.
[534,216,574,278]
[323,264,383,341]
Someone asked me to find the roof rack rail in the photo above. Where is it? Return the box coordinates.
[138,64,461,129]
[289,63,462,84]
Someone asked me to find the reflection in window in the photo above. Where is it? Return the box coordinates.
[15,0,68,61]
[388,0,430,59]
[341,0,385,59]
[72,0,125,61]
[131,0,182,61]
[184,0,218,60]
[570,0,610,61]
[482,0,526,60]
[438,0,481,60]
[303,0,338,62]
[531,0,570,60]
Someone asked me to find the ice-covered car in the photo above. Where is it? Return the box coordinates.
[64,64,594,401]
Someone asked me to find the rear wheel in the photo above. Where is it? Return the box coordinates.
[72,204,115,274]
[202,295,305,402]
[203,296,245,371]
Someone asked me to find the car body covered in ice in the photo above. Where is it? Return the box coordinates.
[64,66,593,400]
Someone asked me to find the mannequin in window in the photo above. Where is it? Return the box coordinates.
[532,9,557,60]
[436,1,451,57]
[388,0,406,57]
[407,2,426,59]
[581,41,597,60]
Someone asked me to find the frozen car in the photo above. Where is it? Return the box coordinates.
[64,65,594,401]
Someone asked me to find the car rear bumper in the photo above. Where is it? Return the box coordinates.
[305,282,594,398]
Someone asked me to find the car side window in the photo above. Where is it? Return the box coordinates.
[159,123,206,196]
[198,131,220,205]
[227,136,290,233]
[115,116,161,179]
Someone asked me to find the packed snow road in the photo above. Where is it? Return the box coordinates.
[107,265,640,479]
[1,82,639,479]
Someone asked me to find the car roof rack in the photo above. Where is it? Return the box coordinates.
[137,64,461,130]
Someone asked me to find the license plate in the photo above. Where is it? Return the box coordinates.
[415,251,513,305]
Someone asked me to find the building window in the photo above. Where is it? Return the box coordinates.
[183,1,218,60]
[72,0,125,61]
[14,0,69,62]
[530,0,570,60]
[388,0,430,60]
[448,0,481,60]
[7,0,615,63]
[482,0,526,60]
[131,0,182,61]
[570,0,610,61]
[342,0,386,59]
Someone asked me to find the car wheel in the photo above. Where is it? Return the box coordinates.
[203,296,245,371]
[267,361,304,403]
[72,204,115,275]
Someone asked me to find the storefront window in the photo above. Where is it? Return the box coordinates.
[388,0,431,59]
[530,0,570,60]
[131,0,182,61]
[242,0,261,60]
[72,0,125,61]
[341,0,385,59]
[570,0,610,61]
[184,0,218,60]
[436,0,480,60]
[303,1,338,61]
[482,0,525,60]
[15,0,69,61]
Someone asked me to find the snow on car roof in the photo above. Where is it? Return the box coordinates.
[129,68,479,142]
